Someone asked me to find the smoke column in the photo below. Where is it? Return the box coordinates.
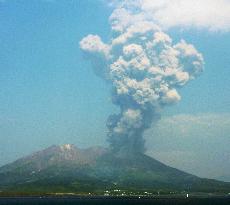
[80,1,204,154]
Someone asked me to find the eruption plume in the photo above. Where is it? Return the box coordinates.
[80,1,204,154]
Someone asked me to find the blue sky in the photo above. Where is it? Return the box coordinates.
[0,0,229,181]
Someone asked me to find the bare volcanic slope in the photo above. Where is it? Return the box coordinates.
[0,144,229,194]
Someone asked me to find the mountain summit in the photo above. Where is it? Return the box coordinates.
[0,145,229,195]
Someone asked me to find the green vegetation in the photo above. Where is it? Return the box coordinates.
[0,145,229,196]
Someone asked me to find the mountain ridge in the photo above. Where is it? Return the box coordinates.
[0,144,229,195]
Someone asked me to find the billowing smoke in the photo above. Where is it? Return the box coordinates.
[80,1,204,154]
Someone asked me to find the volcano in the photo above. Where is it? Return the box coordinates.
[0,144,229,195]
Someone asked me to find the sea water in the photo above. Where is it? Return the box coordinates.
[0,197,229,205]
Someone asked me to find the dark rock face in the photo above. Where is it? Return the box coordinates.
[0,144,229,193]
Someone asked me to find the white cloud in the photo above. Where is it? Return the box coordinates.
[145,113,230,180]
[108,0,230,31]
[150,113,230,138]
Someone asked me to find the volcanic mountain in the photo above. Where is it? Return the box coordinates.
[0,144,229,195]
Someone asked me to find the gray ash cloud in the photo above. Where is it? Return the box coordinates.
[80,1,204,154]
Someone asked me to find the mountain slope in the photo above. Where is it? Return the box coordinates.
[0,145,229,194]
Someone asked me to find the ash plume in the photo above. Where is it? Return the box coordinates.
[80,1,204,154]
